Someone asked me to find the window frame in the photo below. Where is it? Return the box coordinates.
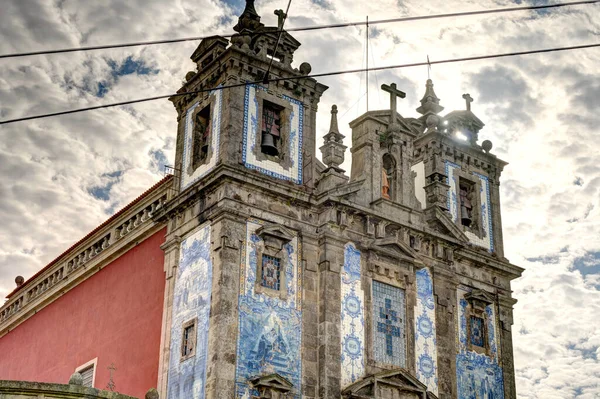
[75,358,97,388]
[187,95,216,175]
[181,318,198,362]
[254,91,293,167]
[370,279,408,369]
[451,170,485,238]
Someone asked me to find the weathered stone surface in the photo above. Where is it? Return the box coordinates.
[0,380,138,399]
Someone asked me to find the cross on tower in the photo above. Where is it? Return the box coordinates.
[377,298,402,356]
[274,9,287,30]
[381,83,406,127]
[462,93,474,111]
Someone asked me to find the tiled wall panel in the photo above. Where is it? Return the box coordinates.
[180,88,223,191]
[456,287,503,399]
[340,243,365,387]
[445,161,494,251]
[168,224,213,399]
[242,85,303,184]
[235,220,302,398]
[372,281,406,367]
[414,267,439,395]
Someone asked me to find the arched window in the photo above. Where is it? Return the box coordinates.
[382,154,396,200]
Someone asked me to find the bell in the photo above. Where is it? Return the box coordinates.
[460,205,472,227]
[261,132,278,156]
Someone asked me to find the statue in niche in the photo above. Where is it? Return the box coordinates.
[382,154,396,200]
[382,168,391,199]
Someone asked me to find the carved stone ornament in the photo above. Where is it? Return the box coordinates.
[341,369,438,399]
[255,224,294,252]
[250,373,293,399]
[464,289,495,311]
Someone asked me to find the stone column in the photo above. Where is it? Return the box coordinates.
[499,298,518,399]
[205,214,246,399]
[317,235,345,399]
[432,263,459,399]
[302,233,320,399]
[157,235,181,398]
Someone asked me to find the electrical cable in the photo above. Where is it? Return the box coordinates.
[0,0,598,59]
[1,42,599,125]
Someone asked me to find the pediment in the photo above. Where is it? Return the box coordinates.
[342,368,437,399]
[371,237,419,263]
[464,289,495,305]
[423,206,469,243]
[256,224,295,251]
[250,373,293,392]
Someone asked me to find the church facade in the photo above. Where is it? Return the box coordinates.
[0,2,523,399]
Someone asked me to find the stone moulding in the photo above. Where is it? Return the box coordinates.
[0,380,138,398]
[0,176,172,336]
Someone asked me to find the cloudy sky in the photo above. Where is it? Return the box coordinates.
[1,0,599,397]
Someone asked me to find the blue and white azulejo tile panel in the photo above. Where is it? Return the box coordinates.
[445,161,494,252]
[180,87,223,191]
[340,243,365,388]
[235,220,302,399]
[456,287,503,399]
[242,85,303,184]
[168,224,213,399]
[372,281,406,367]
[414,268,439,395]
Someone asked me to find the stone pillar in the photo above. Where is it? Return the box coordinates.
[499,298,518,399]
[157,235,181,398]
[205,215,245,399]
[317,235,345,399]
[302,233,320,399]
[489,176,505,259]
[432,264,458,399]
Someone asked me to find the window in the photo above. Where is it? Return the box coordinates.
[372,280,406,367]
[192,105,211,169]
[181,319,197,361]
[260,255,281,290]
[75,358,97,388]
[261,101,283,157]
[469,316,485,347]
[80,365,94,388]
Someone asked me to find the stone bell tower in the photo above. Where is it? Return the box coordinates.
[156,1,327,398]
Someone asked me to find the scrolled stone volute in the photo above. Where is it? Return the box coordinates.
[69,372,83,386]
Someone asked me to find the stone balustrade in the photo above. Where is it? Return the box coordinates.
[0,191,167,328]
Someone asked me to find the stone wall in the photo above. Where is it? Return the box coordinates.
[0,380,138,399]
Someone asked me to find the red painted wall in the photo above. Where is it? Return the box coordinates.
[0,228,166,399]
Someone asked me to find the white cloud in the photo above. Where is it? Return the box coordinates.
[1,0,599,397]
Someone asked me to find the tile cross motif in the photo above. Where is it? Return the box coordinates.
[377,298,402,356]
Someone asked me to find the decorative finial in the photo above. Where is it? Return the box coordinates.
[233,0,263,33]
[329,105,340,135]
[69,372,83,386]
[145,388,160,399]
[320,104,347,171]
[15,275,24,287]
[462,93,473,111]
[416,79,443,117]
[482,140,493,153]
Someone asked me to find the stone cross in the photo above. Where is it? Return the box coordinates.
[106,363,117,391]
[462,93,473,111]
[274,9,287,30]
[381,83,406,125]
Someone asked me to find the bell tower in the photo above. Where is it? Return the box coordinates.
[157,2,327,398]
[169,0,327,192]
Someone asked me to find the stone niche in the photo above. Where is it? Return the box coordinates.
[342,369,438,399]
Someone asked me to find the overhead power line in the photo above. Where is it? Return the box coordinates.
[1,42,599,125]
[0,0,598,59]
